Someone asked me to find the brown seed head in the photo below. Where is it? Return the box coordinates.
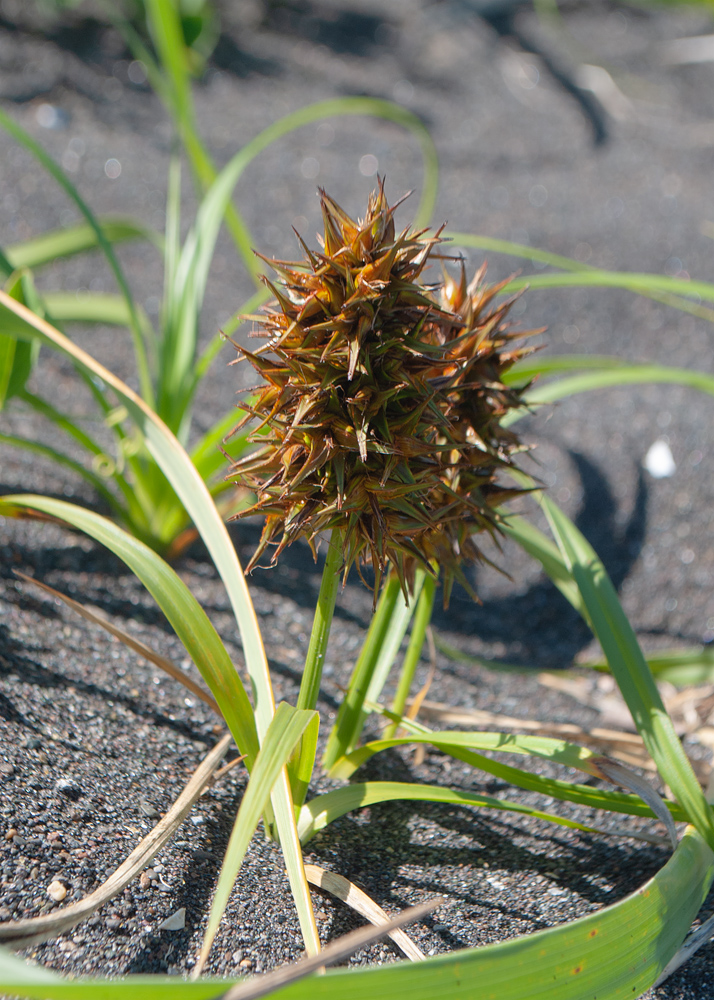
[227,181,542,602]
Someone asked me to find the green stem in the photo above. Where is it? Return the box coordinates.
[297,528,343,711]
[384,571,436,739]
[322,570,402,771]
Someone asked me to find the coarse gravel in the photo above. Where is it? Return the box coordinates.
[2,1,714,997]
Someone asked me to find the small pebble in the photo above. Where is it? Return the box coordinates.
[239,958,253,969]
[47,880,67,902]
[4,829,17,841]
[58,940,77,953]
[140,801,160,819]
[139,872,152,890]
[190,815,205,826]
[0,763,15,776]
[644,439,676,478]
[158,907,185,931]
[106,916,122,931]
[55,778,82,799]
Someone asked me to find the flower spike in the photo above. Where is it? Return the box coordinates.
[227,183,542,602]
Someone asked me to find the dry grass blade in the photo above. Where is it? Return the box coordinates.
[654,911,714,987]
[414,698,653,768]
[405,663,436,729]
[14,570,220,715]
[590,756,679,850]
[404,661,435,766]
[304,864,426,961]
[0,734,232,947]
[218,897,443,1000]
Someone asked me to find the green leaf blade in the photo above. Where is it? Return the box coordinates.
[5,217,156,271]
[0,494,259,769]
[198,703,318,971]
[540,495,714,850]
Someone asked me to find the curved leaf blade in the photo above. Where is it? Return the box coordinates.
[0,494,259,768]
[198,703,319,973]
[1,831,712,1000]
[5,218,157,271]
[299,780,607,843]
[42,292,152,329]
[503,268,714,303]
[331,731,598,781]
[502,361,714,430]
[0,109,154,404]
[541,494,714,850]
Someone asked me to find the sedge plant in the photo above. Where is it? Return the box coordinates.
[2,186,714,999]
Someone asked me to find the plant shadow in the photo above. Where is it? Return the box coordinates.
[430,450,649,668]
[308,743,671,956]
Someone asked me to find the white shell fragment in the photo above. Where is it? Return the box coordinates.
[644,439,676,479]
[158,907,186,931]
[47,880,67,901]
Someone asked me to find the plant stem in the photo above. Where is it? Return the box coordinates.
[322,570,402,771]
[297,528,343,711]
[384,571,436,739]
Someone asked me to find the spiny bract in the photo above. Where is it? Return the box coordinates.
[227,182,541,603]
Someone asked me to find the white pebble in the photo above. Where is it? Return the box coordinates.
[158,907,186,930]
[644,439,676,478]
[47,880,67,901]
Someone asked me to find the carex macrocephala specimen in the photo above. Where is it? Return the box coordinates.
[227,181,542,604]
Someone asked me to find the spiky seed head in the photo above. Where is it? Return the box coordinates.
[227,181,542,602]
